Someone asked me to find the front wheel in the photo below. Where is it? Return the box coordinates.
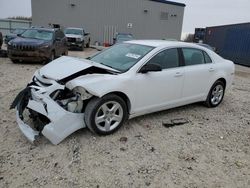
[86,39,90,48]
[205,80,225,108]
[11,59,19,64]
[84,94,128,135]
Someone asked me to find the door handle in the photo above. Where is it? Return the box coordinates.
[209,67,215,72]
[174,72,183,77]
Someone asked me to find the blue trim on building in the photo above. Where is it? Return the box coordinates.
[150,0,186,7]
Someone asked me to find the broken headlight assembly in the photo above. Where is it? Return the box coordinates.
[52,86,92,113]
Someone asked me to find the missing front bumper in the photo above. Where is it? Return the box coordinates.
[12,86,86,145]
[16,110,39,143]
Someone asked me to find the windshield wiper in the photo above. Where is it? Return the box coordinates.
[99,63,121,72]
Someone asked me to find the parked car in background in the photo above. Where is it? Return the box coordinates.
[113,33,134,44]
[4,28,27,44]
[7,27,68,63]
[196,43,216,52]
[64,27,90,50]
[0,32,2,49]
[11,40,235,145]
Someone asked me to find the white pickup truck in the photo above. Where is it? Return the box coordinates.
[64,27,90,50]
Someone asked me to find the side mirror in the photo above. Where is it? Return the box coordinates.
[140,63,162,74]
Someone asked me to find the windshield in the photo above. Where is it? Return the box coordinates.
[90,43,154,72]
[64,29,83,35]
[21,29,53,40]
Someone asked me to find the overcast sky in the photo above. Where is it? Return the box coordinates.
[0,0,249,33]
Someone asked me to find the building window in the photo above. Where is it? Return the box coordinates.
[160,12,169,20]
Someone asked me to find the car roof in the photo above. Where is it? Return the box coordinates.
[126,40,207,49]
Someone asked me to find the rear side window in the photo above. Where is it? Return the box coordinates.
[147,48,179,69]
[182,48,205,66]
[203,51,212,63]
[56,30,65,39]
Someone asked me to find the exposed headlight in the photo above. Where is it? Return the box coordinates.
[76,38,82,42]
[72,86,92,100]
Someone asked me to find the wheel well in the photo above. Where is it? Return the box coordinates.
[217,78,226,88]
[107,92,131,114]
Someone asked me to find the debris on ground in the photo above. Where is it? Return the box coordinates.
[119,137,128,142]
[162,118,189,128]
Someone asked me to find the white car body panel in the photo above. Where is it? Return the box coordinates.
[13,40,235,144]
[132,67,184,114]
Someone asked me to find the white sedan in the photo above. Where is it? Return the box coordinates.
[11,40,235,144]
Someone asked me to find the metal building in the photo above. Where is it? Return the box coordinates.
[31,0,185,45]
[0,19,32,36]
[205,23,250,67]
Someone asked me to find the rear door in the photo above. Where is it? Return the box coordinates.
[54,31,61,56]
[58,30,67,53]
[181,48,216,102]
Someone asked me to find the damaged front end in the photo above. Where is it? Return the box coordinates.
[10,72,93,145]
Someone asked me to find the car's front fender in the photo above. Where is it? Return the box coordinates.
[66,74,130,97]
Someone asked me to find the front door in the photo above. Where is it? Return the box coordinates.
[133,48,184,115]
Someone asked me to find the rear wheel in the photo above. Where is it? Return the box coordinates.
[84,94,128,135]
[86,39,90,48]
[205,80,225,108]
[80,41,84,51]
[63,50,68,56]
[47,51,55,63]
[11,59,19,64]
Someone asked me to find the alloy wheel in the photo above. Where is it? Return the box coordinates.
[95,101,123,132]
[211,84,224,105]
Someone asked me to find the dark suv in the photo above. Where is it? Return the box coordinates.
[4,28,27,44]
[0,32,3,49]
[7,27,68,63]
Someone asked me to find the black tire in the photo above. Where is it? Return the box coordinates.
[11,59,19,64]
[205,80,225,108]
[47,51,55,63]
[63,50,68,56]
[84,94,128,135]
[86,39,90,48]
[80,41,84,51]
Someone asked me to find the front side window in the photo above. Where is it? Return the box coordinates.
[147,48,179,69]
[21,29,53,41]
[182,48,206,66]
[90,43,154,72]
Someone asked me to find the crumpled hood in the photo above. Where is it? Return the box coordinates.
[38,56,118,81]
[10,37,48,46]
